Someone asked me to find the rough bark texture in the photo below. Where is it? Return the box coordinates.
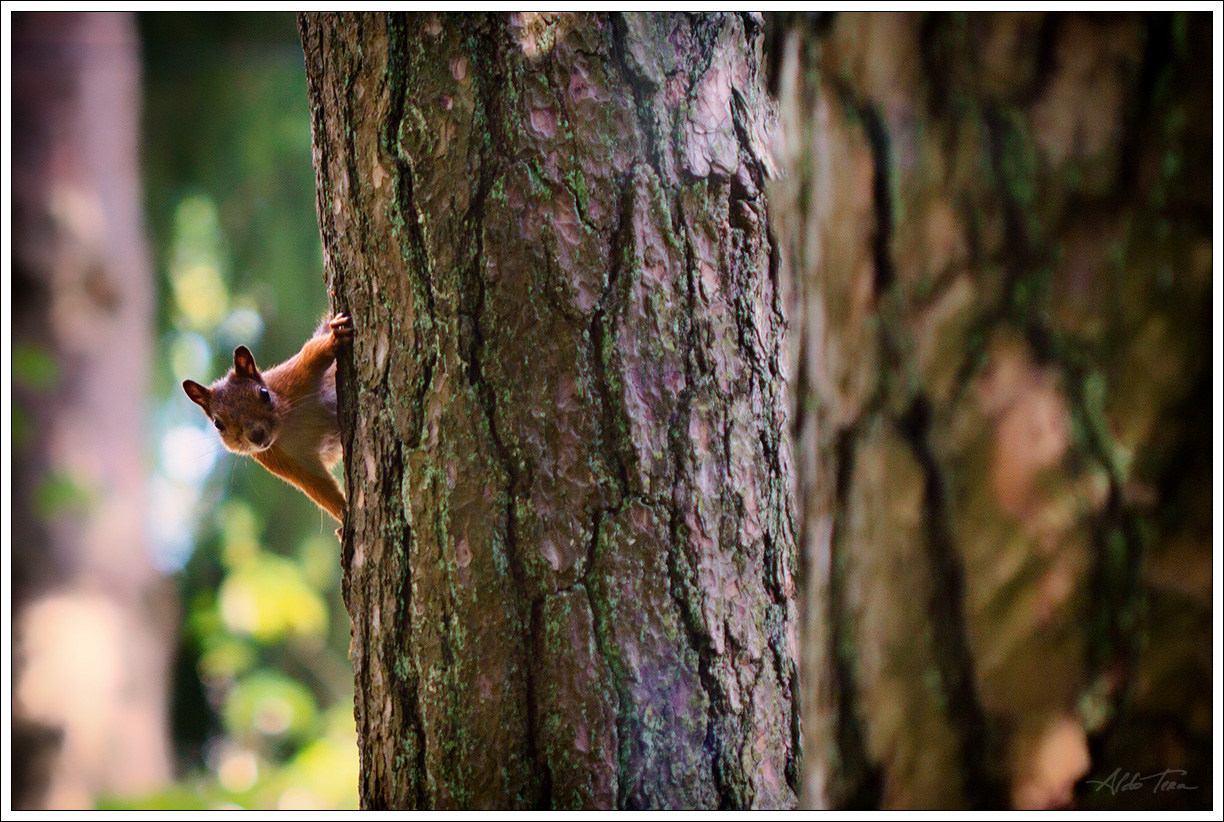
[770,11,1213,810]
[10,11,174,810]
[300,12,799,809]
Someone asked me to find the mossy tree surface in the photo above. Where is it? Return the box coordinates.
[300,12,798,809]
[770,12,1213,810]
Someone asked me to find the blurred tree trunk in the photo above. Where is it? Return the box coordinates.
[11,11,174,810]
[300,11,798,809]
[770,11,1213,810]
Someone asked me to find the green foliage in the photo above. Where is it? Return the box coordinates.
[12,404,34,449]
[223,671,319,743]
[130,11,356,810]
[217,541,329,643]
[33,472,94,518]
[12,344,62,391]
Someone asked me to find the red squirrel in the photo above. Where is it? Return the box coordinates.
[183,313,353,522]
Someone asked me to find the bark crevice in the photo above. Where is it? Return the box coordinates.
[896,397,1002,809]
[827,424,883,808]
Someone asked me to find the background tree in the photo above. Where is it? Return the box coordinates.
[300,11,799,809]
[11,11,172,809]
[11,12,363,810]
[769,11,1213,810]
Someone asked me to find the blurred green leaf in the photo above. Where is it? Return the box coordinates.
[34,472,93,518]
[272,735,359,809]
[188,591,224,645]
[98,784,218,810]
[12,403,34,449]
[223,671,318,741]
[13,344,61,391]
[218,499,262,569]
[170,194,230,331]
[263,703,359,809]
[297,532,340,588]
[218,553,328,641]
[199,637,257,681]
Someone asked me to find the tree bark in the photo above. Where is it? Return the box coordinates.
[770,11,1213,810]
[300,12,799,809]
[11,11,173,810]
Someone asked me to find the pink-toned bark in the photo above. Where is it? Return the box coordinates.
[301,12,798,809]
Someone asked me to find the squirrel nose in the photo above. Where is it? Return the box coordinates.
[249,428,267,446]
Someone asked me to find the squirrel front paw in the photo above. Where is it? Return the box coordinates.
[329,313,354,344]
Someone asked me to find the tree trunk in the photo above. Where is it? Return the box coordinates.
[11,11,174,810]
[770,11,1213,810]
[300,12,799,809]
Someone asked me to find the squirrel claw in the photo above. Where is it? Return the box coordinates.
[330,313,354,342]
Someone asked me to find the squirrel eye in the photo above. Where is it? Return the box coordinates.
[259,387,271,403]
[214,419,225,432]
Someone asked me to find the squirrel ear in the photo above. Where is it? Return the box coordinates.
[182,380,211,413]
[233,346,260,380]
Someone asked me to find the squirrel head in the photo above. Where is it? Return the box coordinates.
[183,346,282,455]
